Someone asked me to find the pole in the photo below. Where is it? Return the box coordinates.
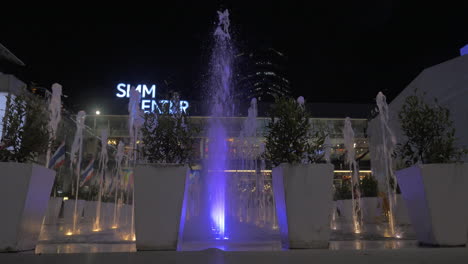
[72,136,83,233]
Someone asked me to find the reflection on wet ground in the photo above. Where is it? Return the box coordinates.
[36,210,421,254]
[35,240,421,254]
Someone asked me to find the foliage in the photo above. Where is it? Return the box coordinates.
[264,96,327,166]
[360,175,378,197]
[397,95,466,166]
[0,92,50,163]
[334,180,352,200]
[141,94,197,164]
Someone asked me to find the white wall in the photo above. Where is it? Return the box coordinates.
[0,92,7,139]
[368,54,468,165]
[0,73,26,139]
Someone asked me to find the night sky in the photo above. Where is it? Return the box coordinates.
[2,1,468,115]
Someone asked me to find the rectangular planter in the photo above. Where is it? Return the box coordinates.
[82,201,98,223]
[396,164,468,246]
[335,199,353,222]
[63,199,85,225]
[43,197,63,225]
[395,194,411,225]
[134,164,189,250]
[273,163,334,249]
[361,197,383,224]
[0,162,56,252]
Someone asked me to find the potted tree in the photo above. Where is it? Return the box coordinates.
[0,92,55,252]
[359,175,382,224]
[264,96,333,249]
[134,94,196,250]
[395,94,468,246]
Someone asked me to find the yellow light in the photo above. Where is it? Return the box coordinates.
[132,234,136,241]
[111,225,118,229]
[334,170,372,173]
[65,231,73,236]
[63,197,69,201]
[92,228,101,232]
[208,169,372,173]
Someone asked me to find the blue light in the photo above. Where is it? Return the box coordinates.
[461,44,468,56]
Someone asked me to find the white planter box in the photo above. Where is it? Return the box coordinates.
[63,199,85,225]
[43,197,63,225]
[134,164,189,250]
[0,162,56,252]
[273,163,334,249]
[395,194,411,225]
[82,201,97,223]
[396,164,468,246]
[361,197,382,224]
[335,199,353,222]
[102,202,114,229]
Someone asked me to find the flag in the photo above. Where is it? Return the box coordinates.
[106,175,117,195]
[48,141,66,169]
[80,159,95,187]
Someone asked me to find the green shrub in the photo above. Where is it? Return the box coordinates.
[264,96,326,166]
[141,93,197,164]
[334,180,352,200]
[397,94,466,166]
[0,92,50,163]
[360,175,378,197]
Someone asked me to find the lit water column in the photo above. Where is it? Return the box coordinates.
[206,9,233,240]
[343,117,363,234]
[376,92,399,237]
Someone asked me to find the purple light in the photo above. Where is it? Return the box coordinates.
[206,9,232,240]
[461,44,468,56]
[207,121,227,238]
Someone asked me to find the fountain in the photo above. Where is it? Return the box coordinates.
[373,92,399,237]
[205,9,234,240]
[112,141,125,229]
[343,117,363,234]
[70,111,86,234]
[46,83,62,167]
[93,129,109,232]
[128,86,143,241]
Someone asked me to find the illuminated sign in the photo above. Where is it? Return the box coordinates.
[116,83,189,113]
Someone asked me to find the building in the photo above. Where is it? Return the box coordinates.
[86,108,372,188]
[0,43,28,138]
[237,48,291,102]
[368,46,468,164]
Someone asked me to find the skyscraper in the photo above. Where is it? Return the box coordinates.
[237,48,291,102]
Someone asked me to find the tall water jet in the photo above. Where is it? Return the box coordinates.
[93,129,109,232]
[324,135,331,164]
[237,98,263,227]
[206,9,233,240]
[128,86,143,240]
[46,83,62,167]
[374,92,399,237]
[343,117,363,234]
[70,110,86,233]
[112,141,125,229]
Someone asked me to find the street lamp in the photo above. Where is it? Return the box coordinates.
[94,110,101,130]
